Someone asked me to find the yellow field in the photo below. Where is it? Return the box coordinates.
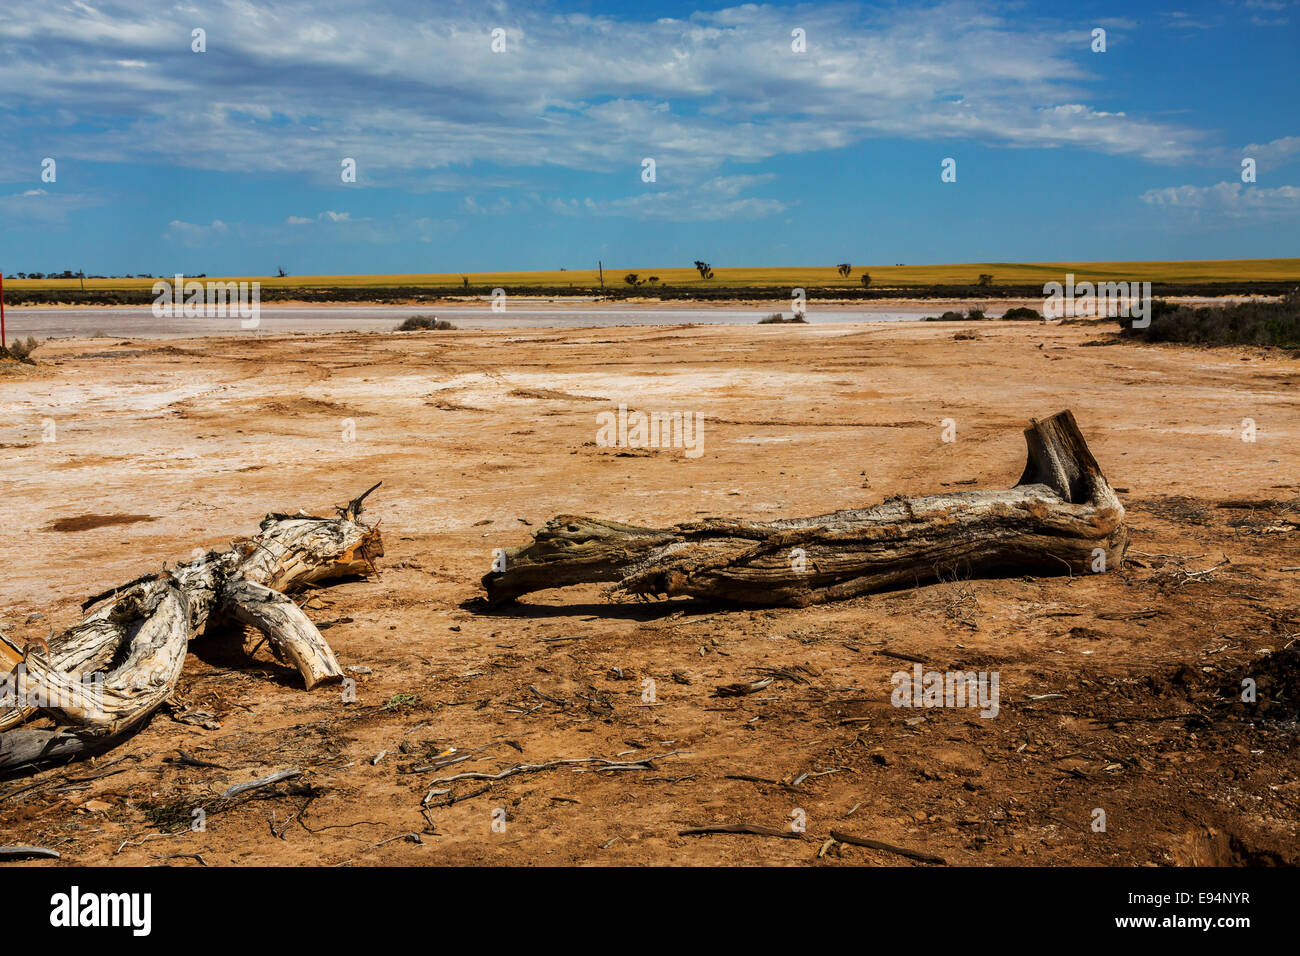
[6,257,1298,292]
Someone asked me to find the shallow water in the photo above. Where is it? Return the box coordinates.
[5,305,932,338]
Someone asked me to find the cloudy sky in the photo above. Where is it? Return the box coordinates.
[1,0,1297,276]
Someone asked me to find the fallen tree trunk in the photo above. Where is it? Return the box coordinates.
[0,485,384,776]
[482,410,1126,607]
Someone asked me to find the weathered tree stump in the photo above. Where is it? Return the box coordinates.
[482,411,1126,607]
[0,485,384,775]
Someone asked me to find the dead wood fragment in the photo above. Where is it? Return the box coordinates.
[0,845,61,860]
[0,488,384,777]
[1096,608,1160,621]
[679,824,807,839]
[166,751,227,770]
[359,832,422,852]
[482,411,1126,607]
[220,768,303,799]
[222,580,343,689]
[528,685,568,707]
[713,678,775,698]
[829,829,948,865]
[876,649,927,664]
[424,784,491,808]
[425,750,685,786]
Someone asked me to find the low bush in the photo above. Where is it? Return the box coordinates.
[1120,294,1300,349]
[1001,306,1042,321]
[0,336,42,362]
[397,315,457,331]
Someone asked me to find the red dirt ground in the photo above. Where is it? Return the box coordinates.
[1,320,1297,866]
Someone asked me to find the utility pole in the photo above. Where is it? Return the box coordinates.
[1,272,6,349]
[598,260,604,291]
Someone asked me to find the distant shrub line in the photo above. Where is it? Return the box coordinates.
[1121,294,1300,349]
[923,306,1043,322]
[7,281,1298,307]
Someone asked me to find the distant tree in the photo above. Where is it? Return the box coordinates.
[462,275,469,289]
[646,276,660,284]
[624,273,640,286]
[693,260,714,279]
[836,263,852,278]
[277,266,288,277]
[860,272,871,288]
[977,273,993,287]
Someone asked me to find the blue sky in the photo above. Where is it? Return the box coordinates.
[1,0,1297,276]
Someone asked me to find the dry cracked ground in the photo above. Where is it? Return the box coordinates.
[1,319,1298,866]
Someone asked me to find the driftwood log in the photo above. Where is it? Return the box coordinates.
[0,485,384,776]
[483,411,1127,607]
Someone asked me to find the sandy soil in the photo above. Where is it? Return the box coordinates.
[1,320,1298,867]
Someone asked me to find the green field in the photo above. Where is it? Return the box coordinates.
[7,257,1298,293]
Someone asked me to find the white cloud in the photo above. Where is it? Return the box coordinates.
[461,195,513,215]
[549,174,788,221]
[0,188,100,224]
[1140,181,1300,219]
[165,219,231,246]
[0,0,1213,194]
[1239,136,1300,172]
[169,211,452,245]
[287,211,359,225]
